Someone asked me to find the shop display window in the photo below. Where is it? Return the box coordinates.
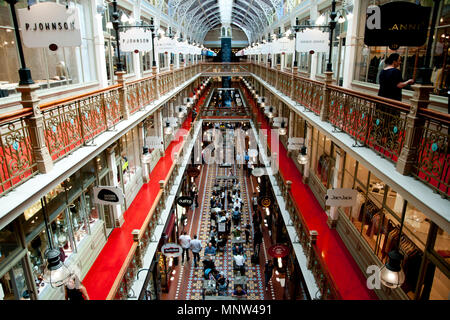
[429,267,450,300]
[67,197,89,248]
[353,0,450,98]
[0,260,30,300]
[27,230,50,292]
[315,131,333,188]
[0,0,97,101]
[118,128,141,188]
[0,222,20,266]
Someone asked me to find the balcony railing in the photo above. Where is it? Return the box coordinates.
[247,61,450,198]
[0,64,199,197]
[106,118,203,300]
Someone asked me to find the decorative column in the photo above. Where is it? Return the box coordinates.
[116,71,130,120]
[320,71,333,122]
[138,122,150,184]
[303,122,312,184]
[92,0,108,87]
[396,84,433,175]
[17,84,53,173]
[327,147,343,229]
[107,144,125,227]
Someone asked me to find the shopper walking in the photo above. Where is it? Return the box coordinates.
[254,227,263,257]
[190,234,203,267]
[264,260,274,291]
[179,231,191,264]
[64,275,89,301]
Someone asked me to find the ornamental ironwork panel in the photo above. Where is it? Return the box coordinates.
[0,117,38,195]
[413,120,450,197]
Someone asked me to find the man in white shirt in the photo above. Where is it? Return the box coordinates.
[179,231,191,264]
[190,234,203,267]
[234,253,246,276]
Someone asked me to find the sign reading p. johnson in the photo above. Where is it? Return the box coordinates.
[18,2,81,48]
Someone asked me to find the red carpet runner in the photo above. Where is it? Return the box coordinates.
[83,89,209,300]
[243,84,378,300]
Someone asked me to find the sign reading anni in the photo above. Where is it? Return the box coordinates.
[120,28,153,52]
[364,2,431,50]
[325,188,358,207]
[93,186,125,205]
[296,29,329,53]
[17,2,81,48]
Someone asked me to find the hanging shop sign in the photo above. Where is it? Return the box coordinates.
[120,28,153,52]
[287,137,304,151]
[268,244,289,258]
[176,196,194,207]
[325,188,358,207]
[93,186,125,205]
[252,167,265,177]
[259,196,272,208]
[296,29,329,53]
[17,2,81,49]
[364,2,431,50]
[146,136,164,150]
[161,243,182,258]
[187,167,201,178]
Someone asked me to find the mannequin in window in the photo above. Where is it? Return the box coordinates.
[56,61,69,80]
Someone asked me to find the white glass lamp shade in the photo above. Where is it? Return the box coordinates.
[106,21,113,29]
[164,123,173,135]
[279,127,287,135]
[297,153,309,165]
[42,249,72,287]
[379,250,405,289]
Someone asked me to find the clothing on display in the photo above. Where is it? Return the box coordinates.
[317,154,332,185]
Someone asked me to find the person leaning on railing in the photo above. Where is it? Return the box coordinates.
[377,53,414,116]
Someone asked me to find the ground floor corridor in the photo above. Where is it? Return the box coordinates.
[161,163,288,300]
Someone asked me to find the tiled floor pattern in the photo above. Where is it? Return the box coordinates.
[184,164,265,300]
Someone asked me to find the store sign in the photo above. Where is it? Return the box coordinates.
[93,186,124,205]
[325,188,358,207]
[176,196,194,207]
[288,137,304,151]
[187,167,201,178]
[364,2,431,50]
[268,244,289,258]
[296,29,329,53]
[252,168,265,177]
[161,243,182,257]
[146,136,164,150]
[259,196,272,208]
[120,28,152,52]
[17,2,81,48]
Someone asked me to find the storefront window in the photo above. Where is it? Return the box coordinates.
[159,53,166,69]
[0,260,30,300]
[353,0,450,97]
[0,222,20,265]
[118,128,141,188]
[0,0,97,101]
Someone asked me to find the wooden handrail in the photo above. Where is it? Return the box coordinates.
[106,242,139,300]
[0,107,33,124]
[418,107,450,125]
[40,84,121,110]
[106,119,197,299]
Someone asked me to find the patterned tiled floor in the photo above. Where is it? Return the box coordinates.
[184,164,265,300]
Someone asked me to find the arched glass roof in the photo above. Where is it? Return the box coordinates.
[167,0,284,43]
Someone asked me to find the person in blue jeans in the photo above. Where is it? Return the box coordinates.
[190,234,202,267]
